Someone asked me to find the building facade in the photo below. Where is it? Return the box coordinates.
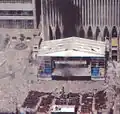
[41,0,120,41]
[0,0,36,29]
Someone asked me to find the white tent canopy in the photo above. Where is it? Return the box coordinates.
[37,37,106,57]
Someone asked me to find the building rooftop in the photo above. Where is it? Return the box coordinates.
[37,37,106,57]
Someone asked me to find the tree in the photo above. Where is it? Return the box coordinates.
[19,34,25,43]
[14,34,27,50]
[3,34,10,48]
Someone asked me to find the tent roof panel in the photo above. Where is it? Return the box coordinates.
[37,37,105,57]
[38,50,104,57]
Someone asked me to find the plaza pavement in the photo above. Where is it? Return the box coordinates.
[0,38,119,113]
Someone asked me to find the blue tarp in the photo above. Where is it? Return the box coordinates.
[44,67,52,73]
[91,67,99,77]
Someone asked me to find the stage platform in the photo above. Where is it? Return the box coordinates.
[51,75,91,81]
[51,68,91,81]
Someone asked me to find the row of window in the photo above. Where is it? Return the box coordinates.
[0,10,33,16]
[0,20,34,29]
[0,0,32,3]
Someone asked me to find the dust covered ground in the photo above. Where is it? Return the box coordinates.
[0,39,120,113]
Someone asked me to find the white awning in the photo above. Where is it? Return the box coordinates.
[37,37,106,57]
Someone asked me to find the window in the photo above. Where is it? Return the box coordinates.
[112,50,117,54]
[27,20,34,29]
[0,10,33,16]
[112,56,117,61]
[0,20,34,29]
[0,0,32,3]
[112,50,117,56]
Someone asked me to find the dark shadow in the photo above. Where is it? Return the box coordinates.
[52,75,91,80]
[104,26,109,37]
[54,0,80,37]
[95,26,101,40]
[79,26,85,38]
[56,25,61,39]
[35,0,41,28]
[37,0,83,38]
[87,26,93,39]
[112,26,117,37]
[103,26,109,41]
[49,26,53,40]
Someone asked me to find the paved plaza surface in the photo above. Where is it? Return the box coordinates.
[0,39,120,113]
